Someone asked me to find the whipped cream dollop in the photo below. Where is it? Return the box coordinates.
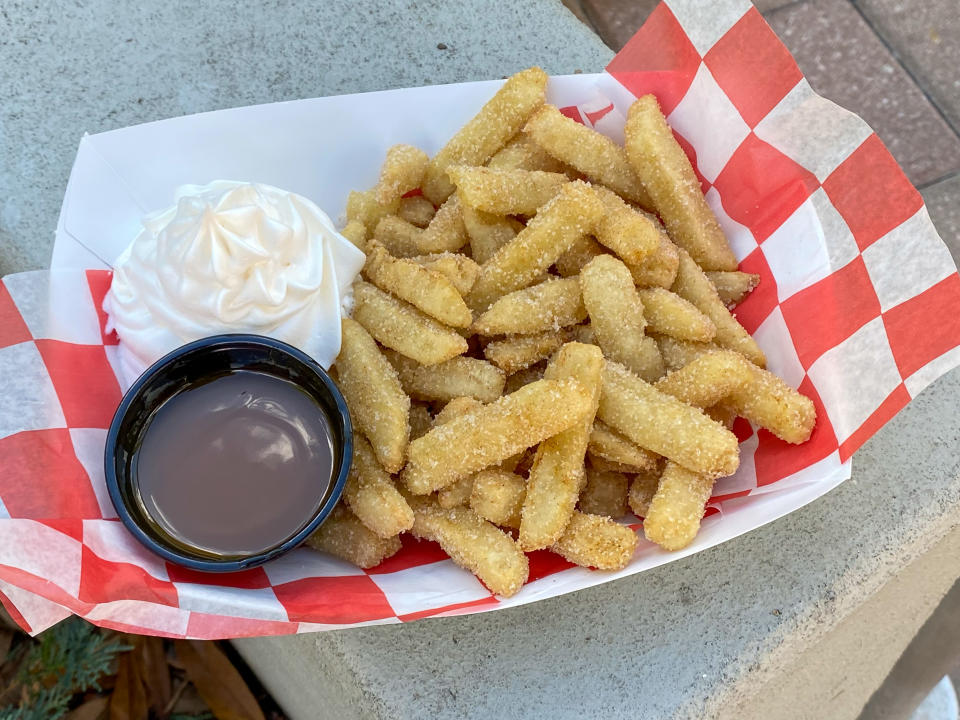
[104,180,365,385]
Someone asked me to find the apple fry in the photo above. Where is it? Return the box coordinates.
[672,249,766,367]
[592,186,659,265]
[551,511,638,570]
[374,215,424,257]
[339,219,368,253]
[347,190,400,234]
[705,270,760,308]
[626,229,680,289]
[344,435,414,538]
[402,377,593,494]
[423,66,548,204]
[555,235,606,277]
[461,204,520,265]
[448,165,567,215]
[407,495,529,597]
[523,104,652,208]
[484,329,570,375]
[520,342,603,550]
[407,252,480,295]
[409,404,433,440]
[580,254,664,382]
[375,144,430,205]
[643,461,715,551]
[487,134,568,173]
[588,420,659,470]
[599,360,739,477]
[352,280,468,365]
[635,287,716,342]
[418,194,468,253]
[470,469,526,528]
[385,350,505,403]
[306,504,402,569]
[364,243,472,327]
[624,95,738,271]
[335,318,410,473]
[473,277,585,336]
[397,195,436,227]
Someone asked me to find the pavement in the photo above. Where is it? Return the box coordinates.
[2,1,959,718]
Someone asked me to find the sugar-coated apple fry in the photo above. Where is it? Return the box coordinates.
[551,511,639,570]
[503,362,546,394]
[385,350,505,403]
[447,166,567,215]
[654,341,814,442]
[403,377,593,494]
[599,360,740,477]
[461,204,519,265]
[406,495,529,597]
[627,467,662,518]
[352,280,468,366]
[405,252,480,295]
[375,144,430,205]
[473,277,585,336]
[468,180,605,311]
[578,468,629,518]
[520,343,603,550]
[418,194,468,253]
[672,249,766,367]
[347,190,400,235]
[374,215,424,257]
[487,134,567,173]
[339,219,368,253]
[705,270,760,308]
[397,195,436,228]
[592,186,659,265]
[555,234,606,277]
[335,318,410,473]
[483,329,570,374]
[706,403,738,429]
[643,461,715,551]
[654,349,753,408]
[306,504,402,569]
[409,404,433,440]
[636,287,716,342]
[523,104,652,208]
[364,243,472,327]
[588,420,659,470]
[470,469,526,528]
[626,230,680,289]
[580,254,665,382]
[343,435,414,538]
[624,95,738,271]
[423,66,548,204]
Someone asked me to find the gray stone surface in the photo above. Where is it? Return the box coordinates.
[766,0,960,187]
[236,367,960,720]
[0,0,612,277]
[922,174,960,267]
[856,0,960,139]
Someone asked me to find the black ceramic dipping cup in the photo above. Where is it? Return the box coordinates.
[105,334,352,572]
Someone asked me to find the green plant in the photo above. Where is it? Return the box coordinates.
[0,618,130,720]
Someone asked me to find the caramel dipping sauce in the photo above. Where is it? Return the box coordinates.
[135,371,335,556]
[105,335,351,572]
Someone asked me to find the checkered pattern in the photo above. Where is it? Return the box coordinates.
[1,1,959,638]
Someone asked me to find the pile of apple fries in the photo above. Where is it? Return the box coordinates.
[307,67,816,597]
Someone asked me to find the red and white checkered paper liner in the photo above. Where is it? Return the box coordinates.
[2,0,960,639]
